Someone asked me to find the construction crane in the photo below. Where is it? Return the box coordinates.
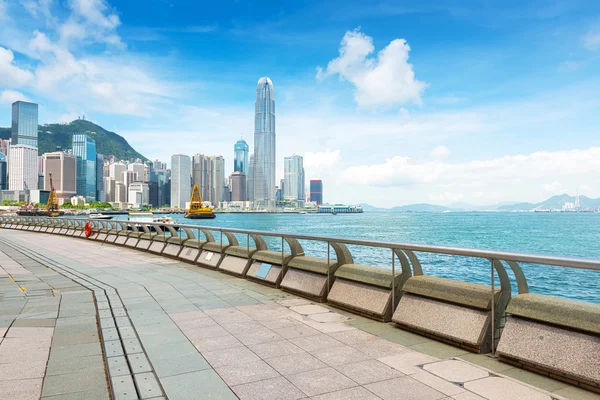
[184,184,215,219]
[45,172,63,217]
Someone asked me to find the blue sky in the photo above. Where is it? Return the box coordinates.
[1,0,600,206]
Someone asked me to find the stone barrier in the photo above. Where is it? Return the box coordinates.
[245,238,304,287]
[218,234,266,277]
[178,229,214,263]
[196,232,237,269]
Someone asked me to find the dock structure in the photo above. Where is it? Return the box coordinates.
[0,216,598,400]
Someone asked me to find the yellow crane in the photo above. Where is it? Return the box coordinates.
[184,184,215,219]
[45,172,63,217]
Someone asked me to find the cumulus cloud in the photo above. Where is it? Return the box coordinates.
[59,0,124,48]
[583,30,600,51]
[430,145,450,160]
[316,28,427,107]
[0,0,7,21]
[543,181,562,192]
[0,90,31,104]
[0,46,35,87]
[21,0,54,21]
[304,150,341,169]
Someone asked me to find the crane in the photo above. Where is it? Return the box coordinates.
[46,172,62,217]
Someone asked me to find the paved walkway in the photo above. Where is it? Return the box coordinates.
[0,229,597,400]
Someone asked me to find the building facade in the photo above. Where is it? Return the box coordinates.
[253,77,276,209]
[234,139,249,174]
[42,152,77,200]
[230,172,247,201]
[170,154,191,209]
[0,154,7,190]
[72,134,97,201]
[284,155,304,202]
[8,145,38,191]
[96,154,105,202]
[11,101,38,148]
[128,182,149,206]
[247,154,254,202]
[209,155,225,206]
[310,180,323,205]
[192,154,210,201]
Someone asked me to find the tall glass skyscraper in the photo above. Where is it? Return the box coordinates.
[72,134,97,201]
[284,155,305,201]
[234,138,249,174]
[12,101,39,148]
[253,77,276,209]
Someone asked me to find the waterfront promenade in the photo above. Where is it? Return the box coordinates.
[0,230,597,400]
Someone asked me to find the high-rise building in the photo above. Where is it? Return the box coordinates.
[114,182,127,203]
[109,162,126,183]
[209,155,225,206]
[149,160,169,207]
[310,180,323,205]
[127,162,146,182]
[171,154,191,209]
[11,101,38,148]
[247,154,254,202]
[96,154,105,202]
[284,155,304,201]
[230,172,247,201]
[42,152,77,200]
[192,154,210,201]
[253,77,276,209]
[8,145,37,191]
[72,134,97,201]
[104,177,115,203]
[234,138,249,174]
[0,154,7,190]
[128,182,149,206]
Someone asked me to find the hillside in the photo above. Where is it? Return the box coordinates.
[0,120,146,161]
[498,194,600,211]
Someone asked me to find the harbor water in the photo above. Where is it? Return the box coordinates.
[115,212,600,303]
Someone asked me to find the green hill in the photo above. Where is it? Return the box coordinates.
[0,119,146,161]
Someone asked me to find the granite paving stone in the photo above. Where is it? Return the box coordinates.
[249,339,304,359]
[107,355,131,377]
[287,366,358,397]
[265,351,328,375]
[424,359,490,383]
[134,372,163,399]
[364,376,447,400]
[161,369,237,400]
[311,387,382,400]
[111,375,138,400]
[232,376,306,400]
[310,343,371,366]
[214,359,280,386]
[336,359,404,385]
[464,377,553,400]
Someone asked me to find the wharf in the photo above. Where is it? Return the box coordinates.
[0,230,597,400]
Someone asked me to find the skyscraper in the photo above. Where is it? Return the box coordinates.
[170,154,191,209]
[42,152,77,200]
[253,77,276,209]
[209,155,225,206]
[247,154,254,202]
[0,154,7,190]
[310,180,323,205]
[234,138,249,174]
[12,101,38,148]
[284,155,304,202]
[230,172,247,201]
[96,154,105,202]
[72,134,97,201]
[8,145,38,191]
[192,154,210,201]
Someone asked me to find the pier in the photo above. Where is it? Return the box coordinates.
[0,216,599,400]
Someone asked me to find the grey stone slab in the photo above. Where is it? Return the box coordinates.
[42,372,108,397]
[111,375,138,400]
[311,387,381,400]
[134,372,163,399]
[151,351,211,378]
[287,367,358,397]
[102,327,120,341]
[161,369,237,400]
[46,355,105,376]
[52,331,101,346]
[98,309,112,319]
[99,317,116,329]
[128,353,152,374]
[107,356,131,378]
[214,359,280,386]
[118,326,137,339]
[48,342,103,359]
[104,339,125,357]
[364,376,446,400]
[123,337,143,354]
[41,389,111,400]
[232,376,306,400]
[112,308,127,317]
[115,316,132,327]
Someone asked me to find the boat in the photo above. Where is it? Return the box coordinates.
[89,213,113,220]
[17,173,65,217]
[184,185,215,219]
[127,212,179,231]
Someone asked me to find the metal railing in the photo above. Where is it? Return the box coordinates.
[2,215,599,355]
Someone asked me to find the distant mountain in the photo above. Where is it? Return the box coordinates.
[0,119,146,161]
[497,194,600,211]
[360,203,388,212]
[390,203,451,212]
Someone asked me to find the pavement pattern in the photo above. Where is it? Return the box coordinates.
[0,229,598,400]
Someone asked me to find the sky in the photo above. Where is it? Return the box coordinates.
[1,0,600,207]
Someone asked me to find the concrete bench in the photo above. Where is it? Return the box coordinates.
[327,252,408,322]
[162,227,196,257]
[497,293,600,391]
[280,242,353,302]
[196,232,237,269]
[392,259,511,353]
[177,229,214,263]
[245,238,304,287]
[218,234,267,277]
[94,221,112,241]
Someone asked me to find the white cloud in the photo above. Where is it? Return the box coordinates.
[21,0,54,20]
[583,30,600,51]
[304,150,341,169]
[0,90,31,104]
[58,0,124,48]
[0,46,35,87]
[543,181,562,192]
[0,0,7,21]
[428,192,464,203]
[316,28,427,107]
[430,145,450,159]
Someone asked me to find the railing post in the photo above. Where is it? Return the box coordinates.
[197,228,200,251]
[490,258,496,356]
[281,236,284,264]
[247,234,249,253]
[391,248,396,311]
[327,241,331,294]
[220,230,223,252]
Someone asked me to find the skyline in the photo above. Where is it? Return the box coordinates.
[1,1,600,207]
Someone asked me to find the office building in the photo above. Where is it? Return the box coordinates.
[253,77,276,209]
[72,134,97,201]
[11,101,38,148]
[234,138,249,174]
[114,182,127,203]
[128,162,146,182]
[42,152,77,200]
[0,139,10,156]
[128,182,149,206]
[192,154,210,201]
[247,154,254,202]
[209,155,225,206]
[109,162,126,183]
[104,177,115,203]
[284,155,304,201]
[310,180,323,205]
[0,154,7,190]
[230,172,247,201]
[149,160,169,207]
[8,145,37,191]
[171,154,191,209]
[96,154,104,202]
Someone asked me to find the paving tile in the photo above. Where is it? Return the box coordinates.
[277,298,312,307]
[220,320,265,335]
[203,345,261,367]
[364,376,446,400]
[310,343,371,367]
[134,372,162,399]
[290,333,344,352]
[311,387,381,400]
[412,371,466,396]
[265,352,328,375]
[118,326,137,339]
[41,389,111,400]
[111,375,138,400]
[353,339,409,358]
[451,393,487,400]
[104,339,125,357]
[378,351,441,375]
[409,341,470,359]
[46,354,105,376]
[290,304,331,315]
[337,359,404,385]
[107,356,131,377]
[455,353,513,373]
[0,377,42,400]
[552,385,600,400]
[42,372,107,397]
[128,353,153,374]
[215,359,280,386]
[500,367,570,392]
[0,361,47,380]
[249,339,304,359]
[287,367,357,397]
[101,327,120,341]
[424,360,490,383]
[122,337,143,354]
[193,333,244,352]
[47,342,103,359]
[232,327,283,346]
[464,377,552,400]
[272,323,320,339]
[232,376,306,400]
[161,369,237,400]
[308,312,351,323]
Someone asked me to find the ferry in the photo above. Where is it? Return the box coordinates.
[127,212,179,232]
[89,213,113,220]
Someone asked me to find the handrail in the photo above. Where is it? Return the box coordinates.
[1,216,600,271]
